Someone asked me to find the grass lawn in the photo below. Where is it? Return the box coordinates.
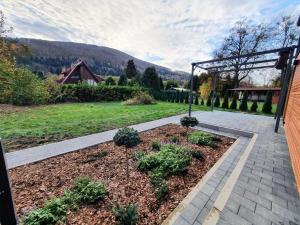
[0,101,276,151]
[0,102,209,151]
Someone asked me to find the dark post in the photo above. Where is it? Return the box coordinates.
[274,68,285,119]
[188,64,195,116]
[275,48,294,132]
[0,140,18,225]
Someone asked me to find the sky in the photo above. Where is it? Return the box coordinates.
[0,0,300,73]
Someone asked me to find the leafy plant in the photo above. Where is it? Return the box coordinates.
[180,116,199,141]
[133,151,146,161]
[114,127,141,177]
[188,131,217,148]
[113,204,138,225]
[151,140,161,151]
[155,180,169,200]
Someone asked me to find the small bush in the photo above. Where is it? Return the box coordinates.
[71,177,107,204]
[262,91,272,114]
[194,95,199,105]
[23,198,67,225]
[105,76,116,85]
[214,95,220,107]
[207,93,212,106]
[190,150,205,161]
[180,116,199,141]
[169,135,178,143]
[201,98,204,105]
[123,92,156,105]
[113,204,138,225]
[151,140,161,151]
[155,180,169,200]
[188,131,216,147]
[222,91,229,109]
[133,151,146,161]
[83,150,108,163]
[113,128,140,148]
[250,101,258,112]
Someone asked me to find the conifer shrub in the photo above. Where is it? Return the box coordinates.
[250,101,258,112]
[113,204,138,225]
[184,92,189,104]
[180,116,199,141]
[230,92,238,110]
[175,90,180,103]
[221,91,229,109]
[190,150,205,161]
[207,94,211,106]
[188,131,217,148]
[262,91,272,114]
[151,140,161,151]
[194,95,199,105]
[179,90,184,103]
[239,91,248,111]
[201,98,204,105]
[214,95,220,107]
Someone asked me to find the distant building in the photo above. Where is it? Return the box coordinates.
[58,60,103,85]
[228,87,281,104]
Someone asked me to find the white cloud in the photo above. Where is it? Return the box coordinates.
[0,0,299,72]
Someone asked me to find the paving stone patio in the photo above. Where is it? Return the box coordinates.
[5,111,300,225]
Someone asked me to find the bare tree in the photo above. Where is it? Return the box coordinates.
[0,10,13,61]
[274,15,297,47]
[214,19,271,88]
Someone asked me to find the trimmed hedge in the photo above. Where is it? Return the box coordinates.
[61,84,145,102]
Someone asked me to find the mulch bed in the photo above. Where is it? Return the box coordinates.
[10,124,235,225]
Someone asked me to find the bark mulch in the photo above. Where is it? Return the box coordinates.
[10,124,235,225]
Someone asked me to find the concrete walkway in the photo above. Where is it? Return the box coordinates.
[5,111,300,225]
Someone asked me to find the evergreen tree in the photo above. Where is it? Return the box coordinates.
[118,74,128,86]
[125,59,137,79]
[221,91,229,109]
[188,76,201,91]
[201,98,204,105]
[194,95,199,105]
[230,92,238,110]
[262,91,273,113]
[184,92,189,104]
[175,90,180,103]
[214,95,220,107]
[165,79,178,90]
[179,90,184,103]
[239,91,248,111]
[251,100,258,112]
[141,67,160,90]
[207,92,212,107]
[171,92,175,103]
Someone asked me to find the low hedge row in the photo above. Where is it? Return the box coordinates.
[60,84,146,102]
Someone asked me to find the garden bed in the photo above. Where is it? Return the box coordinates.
[10,124,235,225]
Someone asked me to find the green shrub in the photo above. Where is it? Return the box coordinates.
[105,76,116,85]
[61,84,144,102]
[133,151,146,161]
[71,177,107,204]
[169,135,178,143]
[179,90,184,103]
[188,131,216,147]
[123,92,155,105]
[44,76,63,103]
[155,180,169,200]
[151,140,161,151]
[10,67,50,105]
[250,101,258,112]
[137,144,192,176]
[190,150,205,161]
[214,95,220,107]
[262,91,272,114]
[230,92,238,110]
[23,198,67,225]
[222,91,229,109]
[194,95,199,105]
[118,74,128,86]
[175,90,180,103]
[239,91,248,111]
[207,92,212,106]
[184,92,189,104]
[113,204,138,225]
[180,116,199,141]
[113,127,140,177]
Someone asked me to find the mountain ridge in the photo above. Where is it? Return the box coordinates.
[16,38,189,81]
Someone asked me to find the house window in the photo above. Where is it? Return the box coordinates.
[87,79,96,85]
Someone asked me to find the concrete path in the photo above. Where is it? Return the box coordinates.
[5,111,300,225]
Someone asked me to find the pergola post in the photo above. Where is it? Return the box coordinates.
[275,48,295,132]
[211,72,217,111]
[0,140,18,225]
[188,64,195,117]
